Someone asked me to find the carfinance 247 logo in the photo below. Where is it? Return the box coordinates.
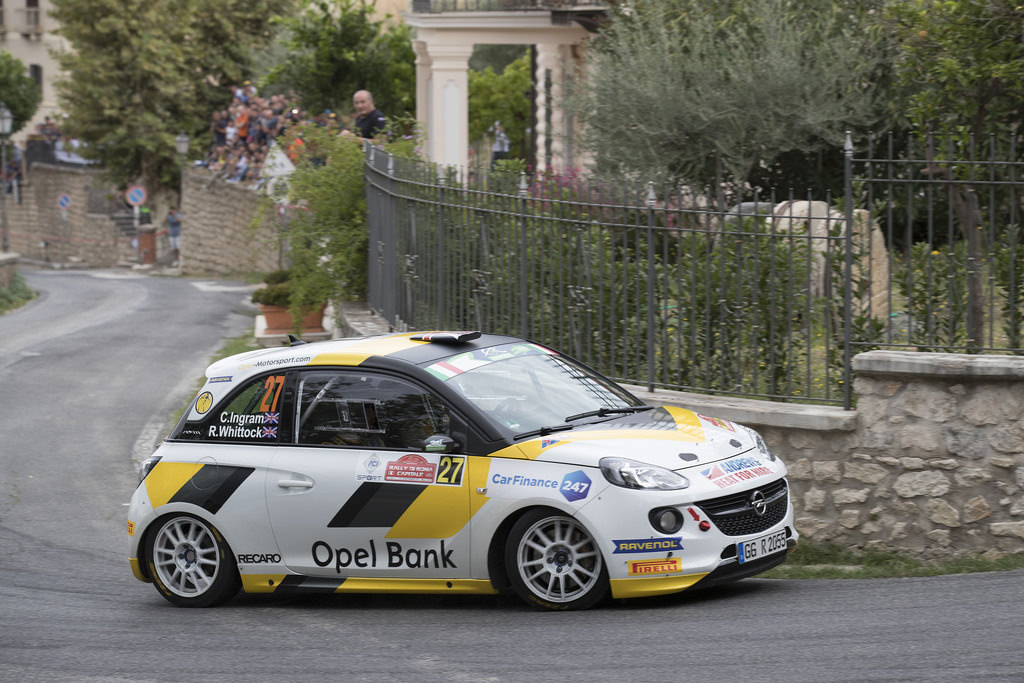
[560,470,592,503]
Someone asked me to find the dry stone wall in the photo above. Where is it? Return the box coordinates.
[178,171,282,275]
[0,252,18,288]
[3,163,135,266]
[632,351,1024,559]
[6,164,280,275]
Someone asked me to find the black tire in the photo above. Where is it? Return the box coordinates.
[146,513,241,607]
[504,509,609,610]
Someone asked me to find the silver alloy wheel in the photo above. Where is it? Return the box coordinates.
[515,515,603,603]
[151,516,222,598]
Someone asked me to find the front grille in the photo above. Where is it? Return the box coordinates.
[695,478,789,537]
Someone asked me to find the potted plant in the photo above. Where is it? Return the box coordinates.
[251,270,326,333]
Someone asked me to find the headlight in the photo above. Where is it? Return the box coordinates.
[599,457,689,490]
[138,455,162,483]
[746,427,776,461]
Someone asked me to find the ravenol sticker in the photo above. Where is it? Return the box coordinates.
[560,470,592,503]
[628,558,681,576]
[700,457,773,489]
[613,537,682,554]
[195,392,214,414]
[209,375,233,383]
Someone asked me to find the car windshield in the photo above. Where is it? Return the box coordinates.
[424,342,644,437]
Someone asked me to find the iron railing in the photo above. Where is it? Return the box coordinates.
[364,132,1024,408]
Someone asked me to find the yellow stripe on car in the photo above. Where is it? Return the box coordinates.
[387,456,492,538]
[309,333,427,366]
[608,572,709,599]
[336,578,498,595]
[241,574,288,593]
[144,461,204,508]
[128,558,149,583]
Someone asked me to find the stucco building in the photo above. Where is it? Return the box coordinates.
[0,0,67,144]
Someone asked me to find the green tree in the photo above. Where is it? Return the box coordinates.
[468,53,532,161]
[283,128,370,313]
[570,0,890,189]
[51,0,291,192]
[0,50,42,134]
[263,0,415,120]
[885,0,1024,138]
[884,0,1024,351]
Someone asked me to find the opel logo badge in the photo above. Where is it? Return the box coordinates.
[750,490,767,516]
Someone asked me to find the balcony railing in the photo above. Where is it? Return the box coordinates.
[14,7,43,35]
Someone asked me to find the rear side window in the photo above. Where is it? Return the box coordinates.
[172,374,286,443]
[295,371,450,450]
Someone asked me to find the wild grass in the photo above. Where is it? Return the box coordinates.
[0,273,36,315]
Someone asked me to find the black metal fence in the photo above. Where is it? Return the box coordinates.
[364,133,1024,408]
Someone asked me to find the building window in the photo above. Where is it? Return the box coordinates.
[29,64,42,89]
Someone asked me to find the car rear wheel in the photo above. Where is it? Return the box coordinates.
[146,514,240,607]
[505,509,608,610]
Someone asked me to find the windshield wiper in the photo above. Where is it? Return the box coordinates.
[513,424,575,441]
[564,405,655,423]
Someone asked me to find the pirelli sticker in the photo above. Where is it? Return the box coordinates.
[628,558,682,576]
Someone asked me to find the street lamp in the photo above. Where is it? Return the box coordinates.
[174,130,190,191]
[0,102,13,253]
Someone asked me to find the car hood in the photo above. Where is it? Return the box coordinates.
[497,406,771,472]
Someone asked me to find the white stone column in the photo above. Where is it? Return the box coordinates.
[412,40,432,140]
[423,43,474,170]
[534,42,566,173]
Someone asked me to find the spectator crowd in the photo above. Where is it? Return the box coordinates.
[200,83,348,187]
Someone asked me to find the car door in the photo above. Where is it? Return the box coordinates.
[265,369,474,579]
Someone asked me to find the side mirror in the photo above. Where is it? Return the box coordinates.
[424,434,456,454]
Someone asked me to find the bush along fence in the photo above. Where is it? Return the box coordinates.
[363,131,1024,408]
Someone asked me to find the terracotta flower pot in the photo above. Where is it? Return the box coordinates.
[260,303,326,333]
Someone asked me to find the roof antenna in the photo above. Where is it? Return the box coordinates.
[288,334,307,346]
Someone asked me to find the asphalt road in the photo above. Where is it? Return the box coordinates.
[1,268,1022,682]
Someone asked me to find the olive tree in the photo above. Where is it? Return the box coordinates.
[571,0,890,189]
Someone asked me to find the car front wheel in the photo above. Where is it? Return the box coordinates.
[146,513,240,607]
[505,509,608,610]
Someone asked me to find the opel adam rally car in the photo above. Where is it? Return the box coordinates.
[128,331,797,610]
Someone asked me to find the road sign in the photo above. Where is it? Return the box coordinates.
[57,193,72,210]
[126,185,147,207]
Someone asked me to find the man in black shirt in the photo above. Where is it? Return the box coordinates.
[352,90,387,139]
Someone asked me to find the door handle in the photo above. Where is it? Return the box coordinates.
[277,479,314,489]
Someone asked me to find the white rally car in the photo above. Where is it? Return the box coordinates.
[128,331,797,610]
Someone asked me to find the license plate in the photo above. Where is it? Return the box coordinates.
[737,529,788,564]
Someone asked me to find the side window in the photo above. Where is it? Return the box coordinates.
[174,374,286,443]
[295,371,451,451]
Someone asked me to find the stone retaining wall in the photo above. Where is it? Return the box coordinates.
[630,351,1024,559]
[3,164,135,266]
[178,171,282,275]
[0,251,18,288]
[6,164,280,274]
